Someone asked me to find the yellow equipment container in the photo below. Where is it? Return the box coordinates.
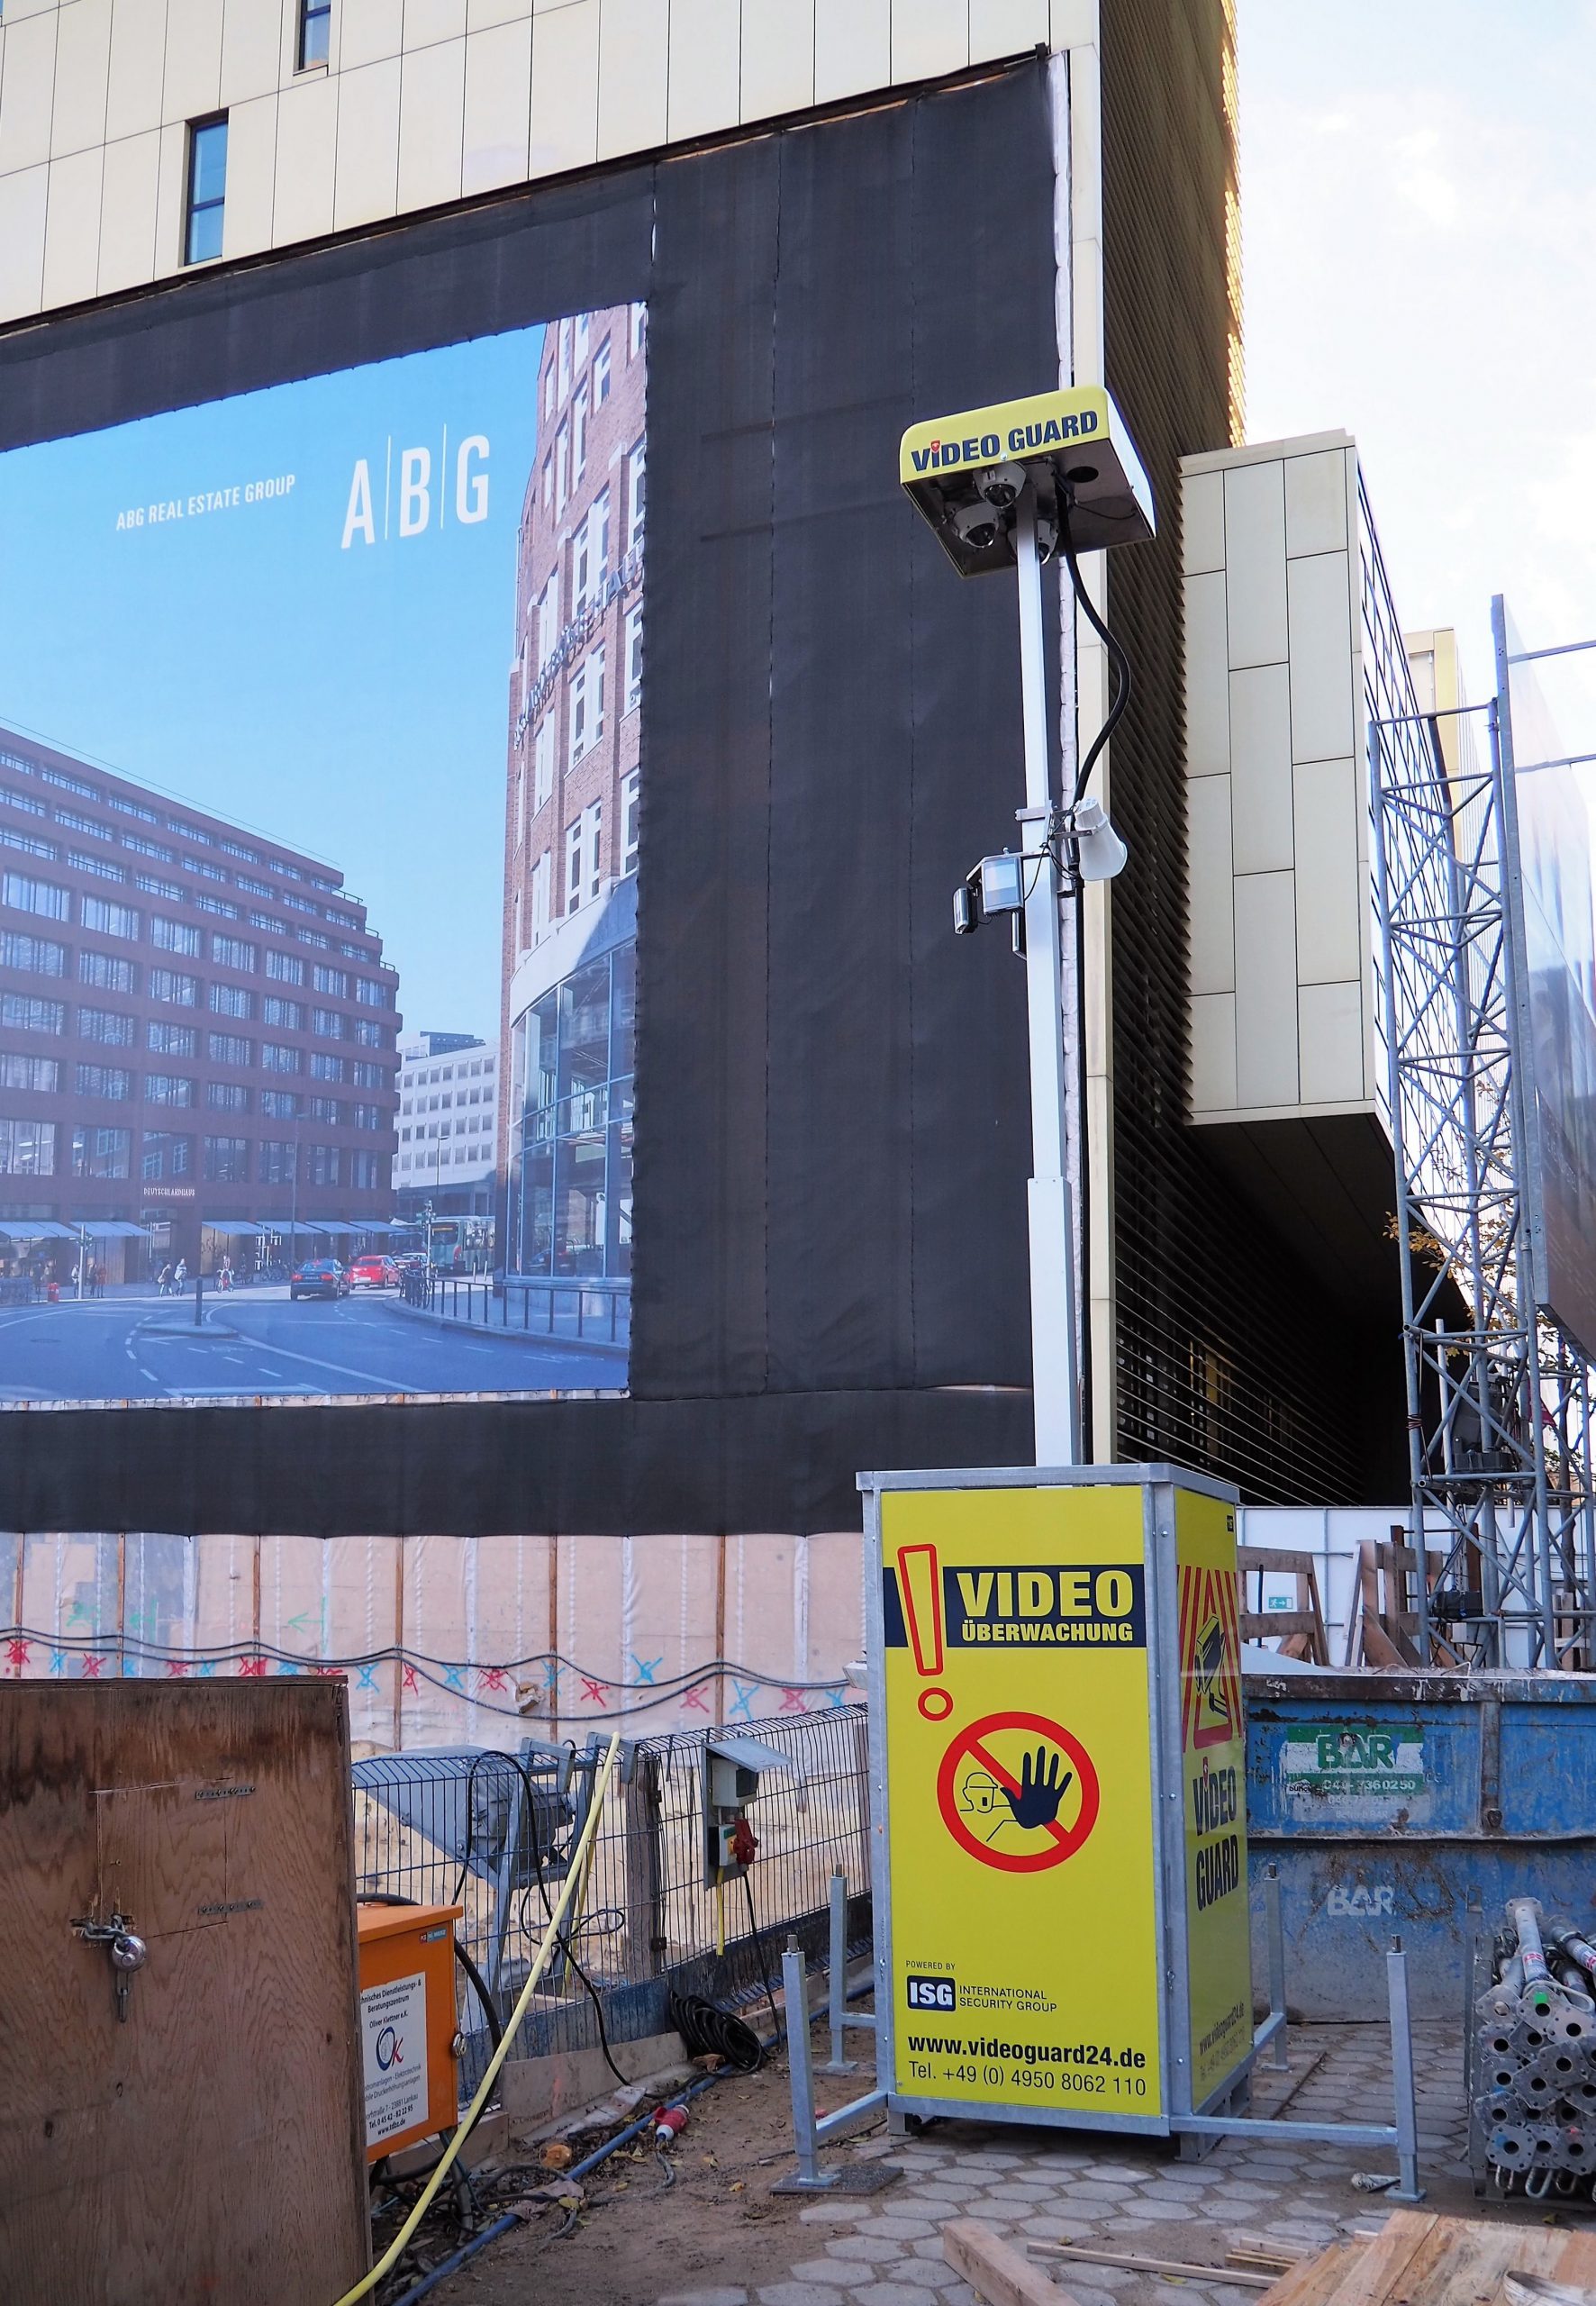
[356,1901,463,2162]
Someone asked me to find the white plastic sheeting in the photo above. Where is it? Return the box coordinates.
[0,1529,868,1748]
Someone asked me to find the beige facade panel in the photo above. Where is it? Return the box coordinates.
[1182,431,1382,1132]
[0,0,1078,323]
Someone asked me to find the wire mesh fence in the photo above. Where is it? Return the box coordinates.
[352,1704,871,2103]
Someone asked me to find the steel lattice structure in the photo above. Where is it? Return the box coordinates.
[1369,567,1596,1666]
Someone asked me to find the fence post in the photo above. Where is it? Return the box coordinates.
[621,1748,666,1980]
[820,1869,857,2075]
[1386,1937,1425,2202]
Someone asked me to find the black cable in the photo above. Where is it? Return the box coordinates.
[654,2144,676,2192]
[1058,491,1134,810]
[667,1984,763,2072]
[508,1750,632,2092]
[739,1867,783,2047]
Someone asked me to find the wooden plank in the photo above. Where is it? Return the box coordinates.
[1316,2210,1437,2306]
[0,1681,368,2304]
[1256,2239,1356,2306]
[1240,1612,1320,1638]
[1237,1547,1320,1574]
[945,2219,1075,2306]
[1029,2244,1273,2288]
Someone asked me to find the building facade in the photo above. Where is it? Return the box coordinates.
[500,303,642,1300]
[394,1030,498,1234]
[0,722,400,1277]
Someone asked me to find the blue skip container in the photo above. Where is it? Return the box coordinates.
[1244,1671,1596,2020]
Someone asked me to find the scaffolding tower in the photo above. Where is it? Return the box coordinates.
[1370,590,1596,1667]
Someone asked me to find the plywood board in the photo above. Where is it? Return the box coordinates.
[0,1679,368,2303]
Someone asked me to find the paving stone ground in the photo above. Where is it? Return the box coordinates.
[654,2023,1477,2306]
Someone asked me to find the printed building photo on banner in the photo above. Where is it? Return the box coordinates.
[0,304,644,1403]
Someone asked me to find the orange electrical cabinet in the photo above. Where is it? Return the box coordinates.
[356,1901,464,2161]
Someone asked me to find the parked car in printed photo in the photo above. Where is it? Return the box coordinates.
[289,1258,349,1302]
[348,1255,400,1290]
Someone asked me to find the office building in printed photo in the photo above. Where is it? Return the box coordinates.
[394,1030,499,1239]
[0,723,401,1280]
[500,305,643,1309]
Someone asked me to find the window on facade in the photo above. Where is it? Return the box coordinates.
[0,1052,59,1092]
[558,316,572,394]
[71,850,127,883]
[147,1021,196,1057]
[0,827,58,861]
[541,455,551,509]
[311,1006,345,1039]
[569,648,604,765]
[79,1007,134,1046]
[209,982,254,1019]
[353,1019,385,1048]
[623,771,640,875]
[1,993,64,1034]
[79,949,137,993]
[594,338,612,405]
[149,969,199,1007]
[574,489,610,614]
[185,116,228,267]
[308,1095,342,1124]
[0,788,47,820]
[625,604,643,712]
[81,895,139,940]
[356,976,389,1007]
[0,1118,56,1176]
[352,1060,384,1088]
[267,949,305,985]
[297,0,331,68]
[534,715,555,808]
[71,1125,131,1179]
[556,423,569,513]
[262,995,304,1030]
[151,917,201,957]
[353,1103,380,1130]
[207,1081,250,1112]
[630,302,646,357]
[261,1043,303,1075]
[203,1136,249,1183]
[0,932,65,976]
[572,385,589,484]
[4,873,68,921]
[542,363,556,422]
[258,1139,296,1184]
[259,1089,301,1120]
[207,1031,251,1067]
[628,441,646,552]
[212,934,256,972]
[306,1144,341,1187]
[539,568,560,667]
[145,1074,196,1106]
[311,1053,348,1082]
[76,1062,132,1100]
[312,965,349,997]
[141,1131,194,1181]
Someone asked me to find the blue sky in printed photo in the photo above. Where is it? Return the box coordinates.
[0,322,546,1043]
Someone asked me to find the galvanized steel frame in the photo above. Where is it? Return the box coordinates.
[1369,581,1596,1666]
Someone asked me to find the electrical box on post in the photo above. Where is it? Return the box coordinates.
[701,1735,794,1889]
[356,1900,463,2162]
[860,1462,1251,2136]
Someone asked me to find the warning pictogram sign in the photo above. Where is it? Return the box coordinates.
[1178,1561,1240,1751]
[935,1710,1101,1872]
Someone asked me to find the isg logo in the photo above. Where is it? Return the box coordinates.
[905,1975,957,2011]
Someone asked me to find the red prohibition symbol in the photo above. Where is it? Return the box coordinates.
[935,1709,1102,1873]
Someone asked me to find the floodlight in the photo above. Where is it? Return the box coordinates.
[978,853,1026,912]
[900,386,1156,577]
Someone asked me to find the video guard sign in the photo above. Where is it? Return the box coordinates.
[861,1463,1251,2134]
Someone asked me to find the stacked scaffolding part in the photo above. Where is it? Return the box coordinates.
[1471,1896,1596,2195]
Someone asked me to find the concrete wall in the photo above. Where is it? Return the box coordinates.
[0,0,1096,324]
[1181,431,1380,1129]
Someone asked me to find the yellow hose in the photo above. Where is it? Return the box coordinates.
[331,1730,622,2306]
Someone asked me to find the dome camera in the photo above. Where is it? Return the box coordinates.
[951,499,1007,553]
[975,462,1028,510]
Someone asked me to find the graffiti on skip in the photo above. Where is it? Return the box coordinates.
[1324,1882,1395,1918]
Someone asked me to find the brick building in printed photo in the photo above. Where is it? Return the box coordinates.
[500,304,643,1308]
[0,723,401,1282]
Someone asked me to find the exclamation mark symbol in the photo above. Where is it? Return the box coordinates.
[896,1544,954,1721]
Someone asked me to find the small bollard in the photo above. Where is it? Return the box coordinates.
[1386,1936,1425,2202]
[1265,1863,1289,2070]
[194,1273,204,1328]
[780,1932,837,2192]
[821,1869,857,2076]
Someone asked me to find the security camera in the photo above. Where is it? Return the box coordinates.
[952,499,1008,554]
[975,462,1028,510]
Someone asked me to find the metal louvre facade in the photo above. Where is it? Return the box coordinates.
[1098,0,1404,1504]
